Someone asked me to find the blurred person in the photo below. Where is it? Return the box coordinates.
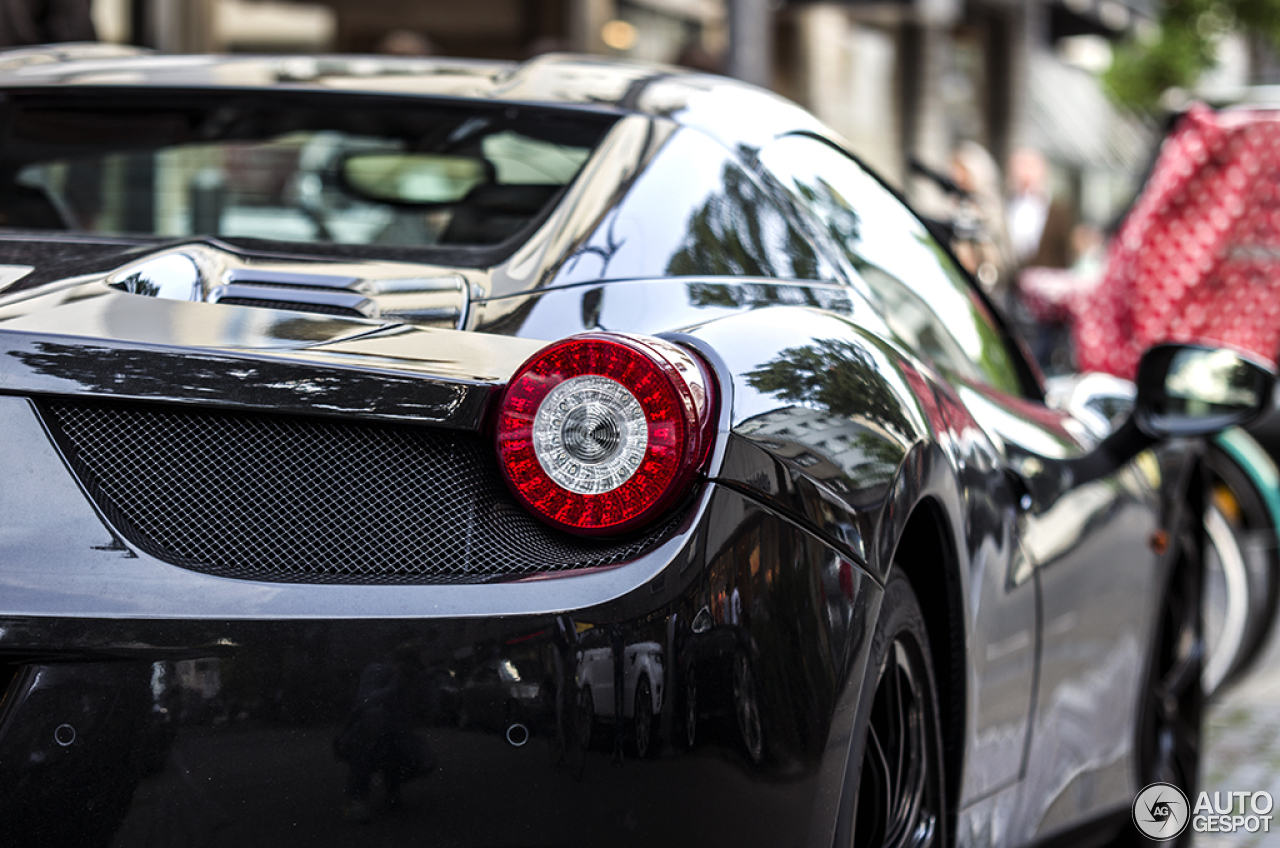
[948,140,1015,300]
[375,29,435,57]
[1007,147,1074,269]
[335,645,437,823]
[0,0,94,47]
[1015,222,1108,373]
[1008,147,1077,374]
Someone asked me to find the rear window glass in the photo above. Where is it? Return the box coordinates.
[0,92,613,251]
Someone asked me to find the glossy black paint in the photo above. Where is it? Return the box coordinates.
[0,51,1221,848]
[0,484,875,848]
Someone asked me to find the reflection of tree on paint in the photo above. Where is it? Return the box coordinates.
[685,280,853,313]
[790,174,861,255]
[667,163,821,281]
[796,174,1021,397]
[746,338,914,441]
[849,430,903,476]
[771,139,1026,397]
[560,207,626,280]
[115,272,159,297]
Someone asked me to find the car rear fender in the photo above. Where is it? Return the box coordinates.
[671,304,946,580]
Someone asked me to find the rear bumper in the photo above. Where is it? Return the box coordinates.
[0,395,880,847]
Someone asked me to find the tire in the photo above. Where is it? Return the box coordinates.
[633,677,654,758]
[1202,444,1280,696]
[848,571,947,848]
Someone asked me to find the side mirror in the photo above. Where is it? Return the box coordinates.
[1050,343,1275,502]
[1134,343,1274,437]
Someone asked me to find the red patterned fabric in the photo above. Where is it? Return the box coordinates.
[1074,104,1280,379]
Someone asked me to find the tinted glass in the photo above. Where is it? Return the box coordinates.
[760,134,1025,396]
[0,93,610,251]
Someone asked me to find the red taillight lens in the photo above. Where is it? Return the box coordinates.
[495,333,717,536]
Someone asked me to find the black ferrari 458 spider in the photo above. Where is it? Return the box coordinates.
[0,44,1270,848]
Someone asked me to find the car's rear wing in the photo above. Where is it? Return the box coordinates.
[0,283,545,429]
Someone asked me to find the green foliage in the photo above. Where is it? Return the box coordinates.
[1104,23,1215,111]
[1104,0,1280,113]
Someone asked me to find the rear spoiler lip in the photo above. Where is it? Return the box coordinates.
[0,299,548,430]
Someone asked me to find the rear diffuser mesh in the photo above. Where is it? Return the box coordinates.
[42,400,676,584]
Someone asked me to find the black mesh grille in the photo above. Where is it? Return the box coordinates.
[42,400,676,584]
[215,297,365,317]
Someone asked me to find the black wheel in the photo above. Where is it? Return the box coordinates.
[850,572,946,848]
[732,651,764,763]
[633,677,654,758]
[1134,545,1203,832]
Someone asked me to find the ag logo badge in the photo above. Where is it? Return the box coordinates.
[1133,782,1190,840]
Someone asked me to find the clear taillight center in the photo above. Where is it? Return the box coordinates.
[533,374,648,494]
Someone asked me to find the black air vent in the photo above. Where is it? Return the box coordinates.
[42,400,676,584]
[215,297,365,317]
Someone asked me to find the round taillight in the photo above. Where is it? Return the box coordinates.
[495,333,717,536]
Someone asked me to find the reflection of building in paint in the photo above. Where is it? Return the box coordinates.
[738,405,900,502]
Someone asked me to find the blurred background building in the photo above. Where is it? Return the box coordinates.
[48,0,1237,223]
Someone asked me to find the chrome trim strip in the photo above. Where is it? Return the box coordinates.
[224,268,362,289]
